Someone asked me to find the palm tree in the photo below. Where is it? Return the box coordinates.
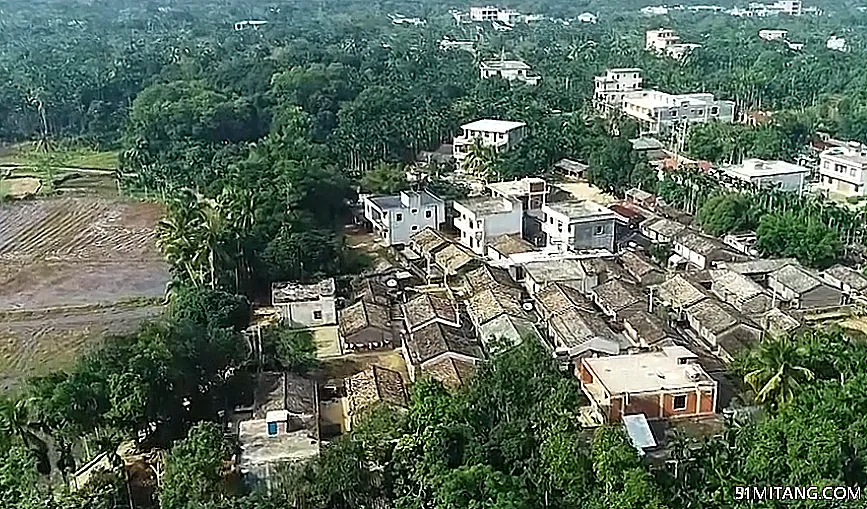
[744,337,815,407]
[0,397,50,475]
[462,139,497,181]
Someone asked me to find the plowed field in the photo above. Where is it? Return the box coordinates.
[0,197,170,391]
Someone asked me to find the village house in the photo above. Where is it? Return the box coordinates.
[523,258,597,296]
[402,293,460,332]
[554,158,588,179]
[673,230,742,270]
[453,196,523,255]
[722,258,798,283]
[709,269,773,315]
[362,190,446,246]
[549,307,622,359]
[541,200,617,253]
[590,279,645,321]
[684,298,762,356]
[579,347,718,424]
[402,321,483,382]
[478,314,542,354]
[641,217,687,244]
[237,373,319,486]
[338,299,393,352]
[759,308,802,338]
[626,187,657,210]
[351,277,393,307]
[464,265,522,302]
[533,282,597,321]
[466,285,533,327]
[823,264,867,296]
[768,264,843,309]
[622,309,670,348]
[594,68,644,115]
[486,233,536,261]
[654,274,707,318]
[343,366,408,430]
[720,158,810,193]
[619,250,665,286]
[620,90,735,136]
[420,356,477,388]
[818,144,867,197]
[479,59,540,85]
[645,28,702,60]
[432,242,479,277]
[453,119,527,170]
[272,278,337,328]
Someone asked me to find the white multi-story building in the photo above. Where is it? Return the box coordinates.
[453,196,523,255]
[818,145,867,197]
[480,60,539,85]
[593,68,644,114]
[487,177,548,210]
[621,90,736,136]
[827,35,848,52]
[759,29,788,40]
[646,29,701,60]
[541,200,616,253]
[469,6,524,24]
[453,119,527,169]
[721,159,810,193]
[363,190,446,246]
[739,0,803,16]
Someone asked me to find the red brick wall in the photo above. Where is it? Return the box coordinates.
[579,363,594,384]
[699,389,716,414]
[623,394,662,419]
[609,396,623,422]
[662,392,697,417]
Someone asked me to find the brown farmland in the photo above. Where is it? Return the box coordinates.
[0,197,170,391]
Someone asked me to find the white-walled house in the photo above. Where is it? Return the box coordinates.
[453,119,527,169]
[759,29,788,40]
[594,68,644,114]
[453,196,523,255]
[721,158,810,193]
[272,279,337,328]
[621,90,735,136]
[480,60,539,85]
[363,190,446,246]
[541,200,616,253]
[818,145,867,197]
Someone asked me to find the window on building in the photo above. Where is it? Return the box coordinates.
[851,168,857,177]
[425,210,432,218]
[671,110,678,117]
[673,394,687,410]
[476,220,482,228]
[594,225,605,235]
[711,106,719,115]
[396,213,403,222]
[411,208,418,214]
[698,109,704,115]
[469,238,474,248]
[313,310,323,320]
[411,225,418,231]
[462,231,467,238]
[549,217,554,224]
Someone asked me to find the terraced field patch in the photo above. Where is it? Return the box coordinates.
[0,197,169,391]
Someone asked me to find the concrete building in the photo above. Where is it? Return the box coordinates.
[645,28,702,60]
[579,347,718,424]
[453,196,523,255]
[673,230,742,270]
[363,190,446,246]
[641,217,687,243]
[453,119,527,170]
[480,60,539,85]
[469,6,524,24]
[541,200,616,253]
[818,144,867,197]
[594,68,644,114]
[621,90,736,136]
[740,0,803,16]
[759,28,788,40]
[721,158,810,193]
[272,278,336,328]
[487,177,547,210]
[827,35,848,52]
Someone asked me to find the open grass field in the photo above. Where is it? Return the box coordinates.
[0,197,169,391]
[0,142,118,170]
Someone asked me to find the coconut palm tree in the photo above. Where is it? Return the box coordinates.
[744,338,815,407]
[0,397,50,475]
[462,139,497,182]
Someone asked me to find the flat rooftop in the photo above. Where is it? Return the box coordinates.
[456,196,514,216]
[460,119,527,133]
[723,159,810,179]
[480,60,531,70]
[584,350,713,394]
[624,90,716,110]
[272,278,336,303]
[822,146,867,166]
[545,200,614,221]
[487,177,546,197]
[238,420,319,475]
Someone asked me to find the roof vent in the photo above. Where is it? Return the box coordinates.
[522,301,535,311]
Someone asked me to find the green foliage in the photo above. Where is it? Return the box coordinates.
[263,327,317,373]
[756,212,843,268]
[0,446,44,509]
[360,163,410,195]
[587,136,656,196]
[161,421,238,509]
[169,285,252,332]
[695,193,755,236]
